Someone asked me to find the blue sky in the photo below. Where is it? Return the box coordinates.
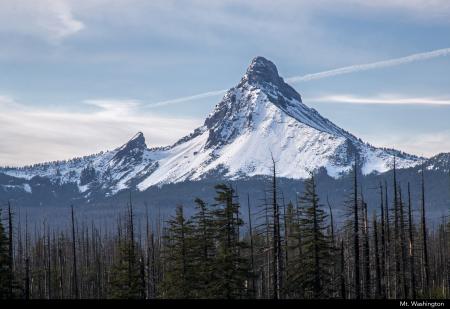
[1,0,450,166]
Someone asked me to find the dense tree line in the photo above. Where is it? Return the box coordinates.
[0,163,449,299]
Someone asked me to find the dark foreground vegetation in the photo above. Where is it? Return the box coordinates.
[0,160,449,299]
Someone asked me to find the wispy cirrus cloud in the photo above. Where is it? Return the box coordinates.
[0,0,84,42]
[0,96,201,166]
[310,94,450,105]
[364,131,450,158]
[84,99,142,116]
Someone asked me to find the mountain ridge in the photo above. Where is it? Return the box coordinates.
[0,56,430,197]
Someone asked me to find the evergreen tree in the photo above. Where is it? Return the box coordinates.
[109,240,142,299]
[298,174,332,298]
[284,201,303,297]
[190,198,215,298]
[109,200,143,299]
[210,184,249,299]
[159,205,194,299]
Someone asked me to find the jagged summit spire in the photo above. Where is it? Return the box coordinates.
[110,131,147,165]
[245,56,280,85]
[130,131,145,142]
[117,132,147,152]
[238,56,302,102]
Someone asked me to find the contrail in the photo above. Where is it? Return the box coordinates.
[145,47,450,108]
[145,89,227,109]
[286,47,450,83]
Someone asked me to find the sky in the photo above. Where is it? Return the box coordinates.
[1,0,450,166]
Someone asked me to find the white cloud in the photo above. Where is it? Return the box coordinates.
[0,96,201,166]
[84,99,141,116]
[310,94,450,105]
[364,131,450,158]
[0,0,84,41]
[309,93,450,156]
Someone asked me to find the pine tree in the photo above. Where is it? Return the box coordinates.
[210,184,249,299]
[284,201,304,298]
[159,205,194,299]
[190,198,215,298]
[109,241,142,298]
[298,173,332,298]
[109,200,142,299]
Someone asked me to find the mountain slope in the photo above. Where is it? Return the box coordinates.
[1,56,422,196]
[137,56,421,188]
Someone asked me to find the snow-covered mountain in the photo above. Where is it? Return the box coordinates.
[1,56,422,197]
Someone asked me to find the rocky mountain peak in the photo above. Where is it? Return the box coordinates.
[238,56,302,103]
[112,132,147,162]
[124,132,146,149]
[243,56,280,85]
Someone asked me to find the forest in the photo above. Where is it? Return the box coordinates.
[0,160,449,300]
